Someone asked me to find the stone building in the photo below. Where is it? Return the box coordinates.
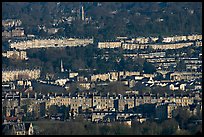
[70,95,92,113]
[98,41,122,49]
[2,69,41,82]
[11,27,25,37]
[10,38,94,50]
[47,96,70,108]
[150,42,194,50]
[169,72,202,81]
[117,96,135,112]
[122,43,148,50]
[2,122,34,135]
[2,50,27,60]
[156,102,177,120]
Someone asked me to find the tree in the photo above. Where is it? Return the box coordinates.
[175,129,191,135]
[66,82,79,95]
[99,125,113,135]
[154,72,164,80]
[104,81,130,95]
[161,118,179,135]
[72,58,86,71]
[186,48,195,57]
[143,61,156,74]
[113,123,132,135]
[176,60,186,72]
[156,35,163,43]
[132,81,150,95]
[174,107,191,129]
[48,105,58,116]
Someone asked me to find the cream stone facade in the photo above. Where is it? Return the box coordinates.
[2,31,12,38]
[69,72,79,78]
[98,34,201,50]
[134,37,150,44]
[195,41,202,46]
[170,97,194,107]
[150,42,194,50]
[162,34,202,43]
[187,34,202,41]
[2,19,22,28]
[91,73,110,81]
[70,96,92,112]
[2,50,27,60]
[98,41,122,49]
[2,69,41,82]
[169,72,202,81]
[162,35,187,43]
[122,43,148,50]
[99,96,114,111]
[10,38,94,50]
[91,71,140,82]
[11,28,25,37]
[118,96,135,112]
[47,96,70,108]
[78,82,92,90]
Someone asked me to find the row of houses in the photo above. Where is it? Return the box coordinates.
[2,19,22,28]
[2,50,28,60]
[2,92,202,123]
[117,34,202,44]
[2,27,25,38]
[2,68,41,82]
[78,70,201,84]
[90,71,140,82]
[4,92,200,113]
[27,69,201,92]
[150,55,202,72]
[162,34,202,43]
[9,38,94,50]
[2,121,34,135]
[98,41,196,50]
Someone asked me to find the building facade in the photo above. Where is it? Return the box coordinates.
[10,38,94,50]
[2,69,41,82]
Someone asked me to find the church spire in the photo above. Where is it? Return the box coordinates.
[81,6,85,21]
[61,59,64,72]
